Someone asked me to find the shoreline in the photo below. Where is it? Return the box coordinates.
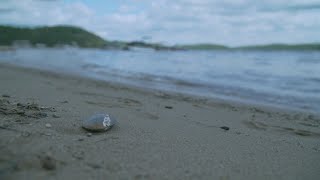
[1,62,320,179]
[1,61,317,116]
[1,47,319,114]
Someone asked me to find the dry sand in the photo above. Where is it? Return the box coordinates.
[0,63,320,180]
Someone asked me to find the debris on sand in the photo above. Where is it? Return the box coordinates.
[0,99,55,119]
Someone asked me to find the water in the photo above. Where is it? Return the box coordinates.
[0,48,319,113]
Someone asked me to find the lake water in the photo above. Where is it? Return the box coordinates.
[0,48,319,113]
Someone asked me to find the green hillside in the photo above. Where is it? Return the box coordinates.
[0,25,107,48]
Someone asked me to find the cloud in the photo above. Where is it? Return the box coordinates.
[0,0,319,46]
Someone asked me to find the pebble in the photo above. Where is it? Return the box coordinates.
[2,94,10,98]
[21,132,31,137]
[87,163,102,169]
[36,112,48,118]
[87,133,92,137]
[60,100,69,104]
[220,126,230,131]
[45,123,52,128]
[52,114,60,118]
[41,155,56,170]
[165,106,173,109]
[50,107,57,112]
[16,110,25,115]
[72,151,84,160]
[16,103,25,107]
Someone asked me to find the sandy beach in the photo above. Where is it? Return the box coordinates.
[0,62,320,180]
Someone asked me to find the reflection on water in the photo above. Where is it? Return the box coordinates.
[1,48,320,113]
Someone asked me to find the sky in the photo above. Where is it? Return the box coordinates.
[0,0,320,46]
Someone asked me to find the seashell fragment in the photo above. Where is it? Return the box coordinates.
[82,113,117,132]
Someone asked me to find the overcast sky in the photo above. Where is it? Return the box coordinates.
[0,0,319,46]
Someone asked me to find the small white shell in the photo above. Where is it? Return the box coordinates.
[82,113,117,132]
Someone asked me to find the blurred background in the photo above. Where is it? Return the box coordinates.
[0,0,320,112]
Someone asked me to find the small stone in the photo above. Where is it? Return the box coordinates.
[2,94,10,98]
[50,107,57,112]
[41,155,56,170]
[87,133,92,137]
[60,100,69,104]
[16,110,26,115]
[45,123,52,128]
[27,103,40,110]
[87,163,102,169]
[78,138,84,141]
[165,106,173,109]
[72,151,84,160]
[34,112,47,118]
[41,112,48,117]
[40,106,47,110]
[220,126,230,131]
[21,132,31,137]
[52,114,60,118]
[16,103,25,107]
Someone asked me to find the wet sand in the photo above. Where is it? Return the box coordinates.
[0,63,320,180]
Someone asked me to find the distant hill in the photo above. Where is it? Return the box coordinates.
[0,25,178,50]
[236,43,320,51]
[0,25,319,51]
[0,25,107,48]
[176,43,320,51]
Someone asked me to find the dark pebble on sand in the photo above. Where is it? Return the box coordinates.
[16,110,26,115]
[17,103,25,107]
[2,94,10,98]
[41,156,56,170]
[165,106,173,109]
[52,114,60,118]
[37,112,48,118]
[220,126,230,131]
[21,132,31,137]
[87,163,102,169]
[60,100,69,104]
[26,103,40,110]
